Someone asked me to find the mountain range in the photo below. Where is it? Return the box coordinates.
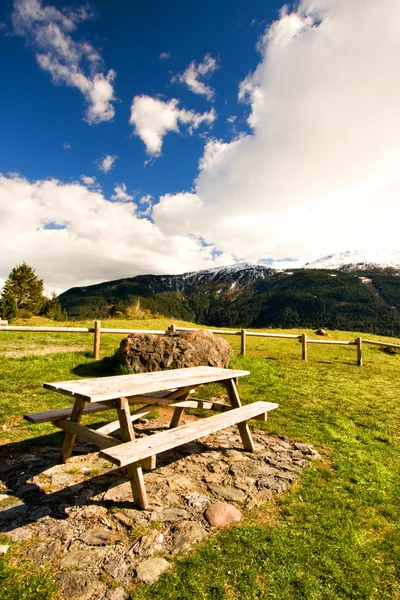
[59,251,400,337]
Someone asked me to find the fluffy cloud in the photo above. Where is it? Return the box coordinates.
[153,0,400,262]
[80,175,96,186]
[0,174,234,291]
[111,183,134,202]
[12,0,116,124]
[129,95,216,156]
[97,154,117,173]
[173,54,218,100]
[159,52,170,61]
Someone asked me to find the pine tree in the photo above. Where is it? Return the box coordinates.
[41,292,68,321]
[0,263,45,319]
[0,291,17,321]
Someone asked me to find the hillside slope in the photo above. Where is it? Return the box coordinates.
[59,264,400,337]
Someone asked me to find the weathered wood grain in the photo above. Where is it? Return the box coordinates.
[100,401,277,468]
[44,367,250,403]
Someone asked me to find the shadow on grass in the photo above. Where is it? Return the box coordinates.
[71,357,116,378]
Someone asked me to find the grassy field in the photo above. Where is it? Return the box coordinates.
[0,318,399,599]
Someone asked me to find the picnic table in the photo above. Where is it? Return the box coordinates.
[24,366,278,509]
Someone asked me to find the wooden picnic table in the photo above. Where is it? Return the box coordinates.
[24,366,278,509]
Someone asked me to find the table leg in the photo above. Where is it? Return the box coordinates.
[61,397,86,463]
[224,379,255,452]
[117,398,149,510]
[169,390,192,428]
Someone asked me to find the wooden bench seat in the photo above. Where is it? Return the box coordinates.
[101,400,278,468]
[23,390,185,425]
[24,402,112,424]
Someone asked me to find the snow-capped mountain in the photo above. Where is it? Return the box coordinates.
[303,250,400,271]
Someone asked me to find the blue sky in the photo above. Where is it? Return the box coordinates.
[1,1,274,199]
[1,0,399,292]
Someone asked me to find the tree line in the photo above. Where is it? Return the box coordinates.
[0,263,67,322]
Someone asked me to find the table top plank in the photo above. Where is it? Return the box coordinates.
[44,366,250,403]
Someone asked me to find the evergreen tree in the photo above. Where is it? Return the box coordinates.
[0,263,45,319]
[0,291,17,321]
[41,292,68,321]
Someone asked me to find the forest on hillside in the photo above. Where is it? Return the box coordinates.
[58,270,400,338]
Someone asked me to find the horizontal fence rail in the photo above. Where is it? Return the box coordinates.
[0,320,399,366]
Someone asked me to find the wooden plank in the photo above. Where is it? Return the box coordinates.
[126,387,195,405]
[24,402,112,424]
[117,398,149,509]
[54,419,121,449]
[362,339,400,348]
[44,367,250,403]
[306,339,356,345]
[246,332,301,339]
[175,326,240,335]
[101,401,277,468]
[100,328,167,334]
[0,326,92,332]
[224,379,255,452]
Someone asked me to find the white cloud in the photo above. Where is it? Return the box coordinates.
[12,0,116,124]
[111,183,134,202]
[138,194,153,217]
[129,95,216,156]
[63,141,71,149]
[97,154,117,173]
[173,53,218,100]
[153,0,400,262]
[80,175,96,186]
[159,52,170,61]
[0,174,234,291]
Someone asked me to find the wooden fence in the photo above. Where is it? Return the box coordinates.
[0,321,399,366]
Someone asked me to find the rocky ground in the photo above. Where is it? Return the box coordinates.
[0,412,320,600]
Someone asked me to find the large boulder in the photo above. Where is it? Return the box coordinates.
[114,330,232,373]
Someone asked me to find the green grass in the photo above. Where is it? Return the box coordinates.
[0,319,400,599]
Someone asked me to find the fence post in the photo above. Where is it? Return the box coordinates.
[170,323,176,334]
[356,337,362,366]
[93,320,101,359]
[301,333,308,361]
[240,329,246,356]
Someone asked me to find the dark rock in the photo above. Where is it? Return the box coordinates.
[315,329,330,336]
[114,330,232,373]
[29,505,52,520]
